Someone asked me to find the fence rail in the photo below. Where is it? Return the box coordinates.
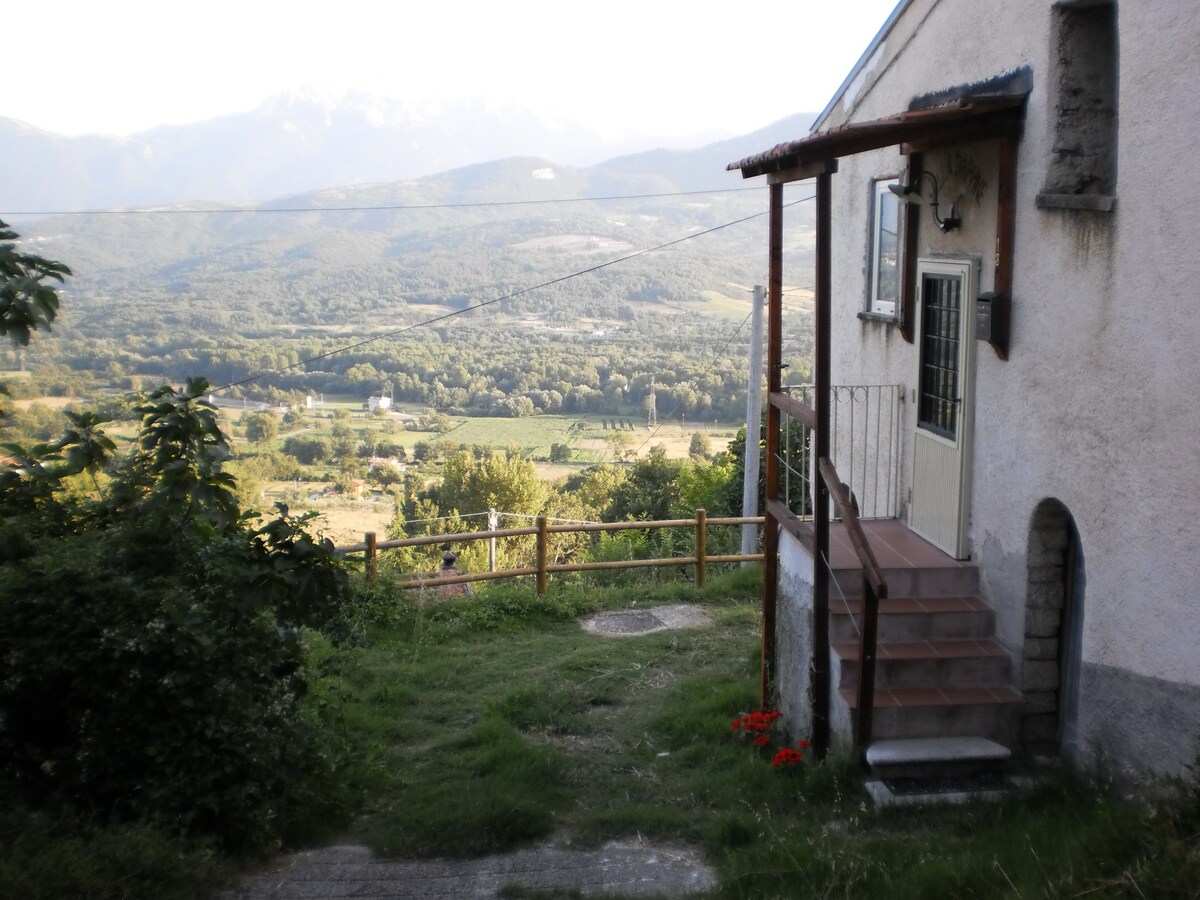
[336,511,766,593]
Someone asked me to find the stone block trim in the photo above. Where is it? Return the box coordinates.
[1020,498,1082,756]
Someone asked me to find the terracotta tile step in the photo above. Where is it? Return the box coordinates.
[841,685,1022,710]
[835,645,1013,691]
[833,638,1008,661]
[842,686,1023,745]
[831,564,979,600]
[830,597,996,642]
[832,596,990,616]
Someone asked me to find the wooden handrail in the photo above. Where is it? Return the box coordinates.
[817,456,888,753]
[769,391,817,429]
[337,512,768,594]
[817,458,888,600]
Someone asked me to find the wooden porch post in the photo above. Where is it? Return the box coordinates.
[761,181,783,707]
[812,170,833,759]
[899,151,923,344]
[991,134,1017,360]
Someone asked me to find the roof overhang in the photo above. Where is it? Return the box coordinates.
[727,94,1027,183]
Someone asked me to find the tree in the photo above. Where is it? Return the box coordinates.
[689,431,712,459]
[282,406,306,429]
[606,445,682,523]
[0,220,71,348]
[329,421,356,458]
[549,442,572,463]
[243,410,279,444]
[283,434,332,465]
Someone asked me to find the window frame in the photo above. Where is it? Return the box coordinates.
[868,177,903,318]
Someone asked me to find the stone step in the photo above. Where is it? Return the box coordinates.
[865,736,1011,780]
[839,686,1022,745]
[833,638,1012,690]
[830,596,996,643]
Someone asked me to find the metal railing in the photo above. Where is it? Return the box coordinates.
[777,384,902,521]
[337,511,766,592]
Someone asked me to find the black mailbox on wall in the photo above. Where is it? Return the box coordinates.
[976,291,1010,358]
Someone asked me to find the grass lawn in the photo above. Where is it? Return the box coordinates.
[302,568,1200,899]
[4,568,1197,899]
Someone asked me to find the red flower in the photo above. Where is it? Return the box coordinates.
[754,735,770,746]
[797,739,811,748]
[771,747,803,767]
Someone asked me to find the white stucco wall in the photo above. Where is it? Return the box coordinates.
[803,0,1200,743]
[776,530,815,743]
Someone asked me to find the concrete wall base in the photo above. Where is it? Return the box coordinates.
[1077,662,1200,779]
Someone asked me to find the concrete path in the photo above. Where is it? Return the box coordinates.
[223,840,717,899]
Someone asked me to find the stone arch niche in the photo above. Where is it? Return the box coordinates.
[1021,499,1086,760]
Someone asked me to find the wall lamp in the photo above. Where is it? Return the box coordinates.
[888,170,961,233]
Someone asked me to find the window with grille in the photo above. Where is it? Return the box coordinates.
[918,273,961,439]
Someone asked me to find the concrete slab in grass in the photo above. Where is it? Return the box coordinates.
[580,605,711,637]
[223,839,717,899]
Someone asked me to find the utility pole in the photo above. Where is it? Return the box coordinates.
[741,285,766,563]
[646,379,658,427]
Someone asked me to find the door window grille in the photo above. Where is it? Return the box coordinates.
[918,273,961,439]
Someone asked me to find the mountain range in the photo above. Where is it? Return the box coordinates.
[0,92,812,213]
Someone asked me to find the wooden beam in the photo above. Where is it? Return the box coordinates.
[898,112,1024,155]
[900,151,922,344]
[990,133,1018,360]
[767,158,838,186]
[767,497,809,545]
[812,171,832,759]
[761,181,784,706]
[818,458,888,599]
[769,391,816,429]
[730,96,1027,179]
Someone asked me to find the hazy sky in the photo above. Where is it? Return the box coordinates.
[10,0,901,141]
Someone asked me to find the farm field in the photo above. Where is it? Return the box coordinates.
[439,415,582,456]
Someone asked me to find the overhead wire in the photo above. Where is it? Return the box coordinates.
[213,194,814,394]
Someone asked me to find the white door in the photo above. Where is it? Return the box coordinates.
[909,259,976,559]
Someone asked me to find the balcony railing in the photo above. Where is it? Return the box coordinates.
[775,384,902,522]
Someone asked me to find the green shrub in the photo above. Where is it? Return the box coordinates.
[0,380,353,853]
[0,804,221,900]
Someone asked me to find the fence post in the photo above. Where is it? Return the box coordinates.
[536,515,548,595]
[365,531,377,583]
[695,508,707,588]
[488,507,498,572]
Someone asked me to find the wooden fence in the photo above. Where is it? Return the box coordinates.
[336,511,766,593]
